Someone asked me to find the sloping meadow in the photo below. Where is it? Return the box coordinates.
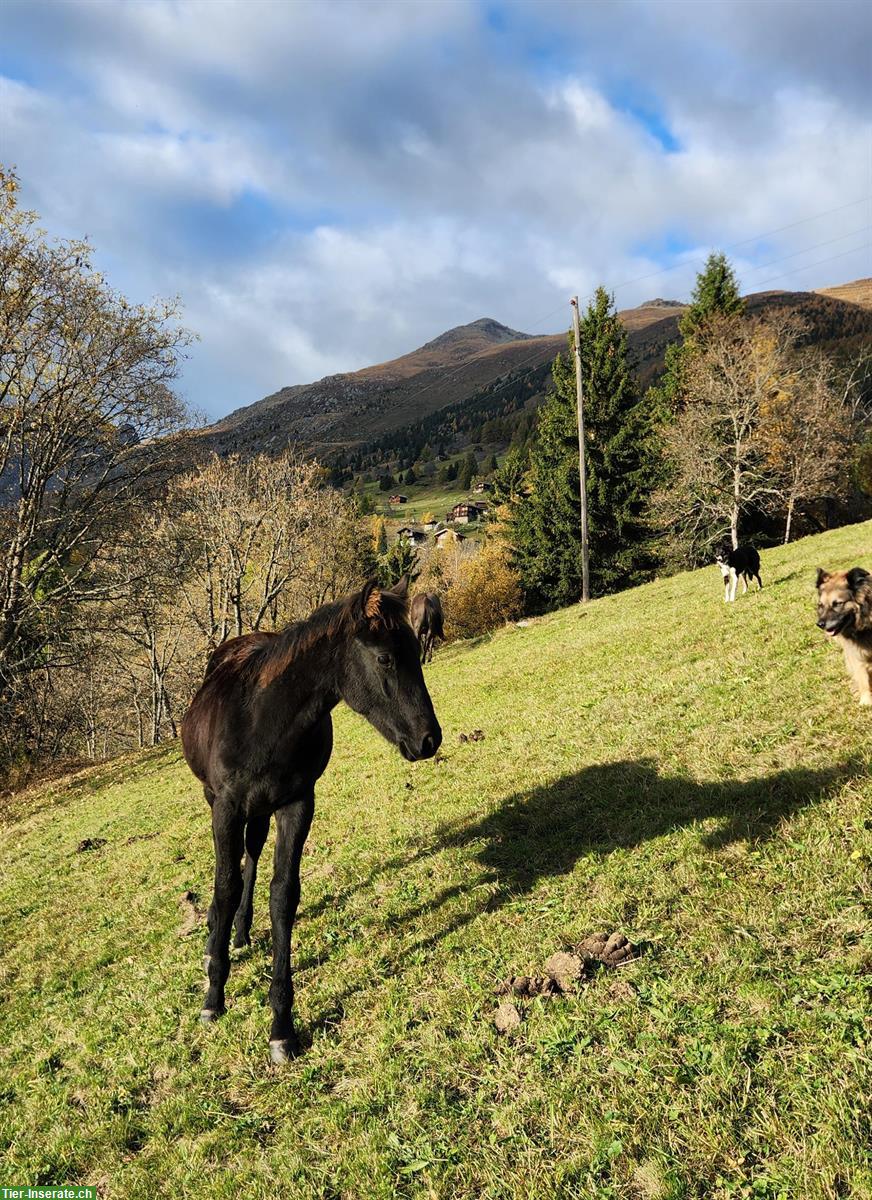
[2,522,870,1199]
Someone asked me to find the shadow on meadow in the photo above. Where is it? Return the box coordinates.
[298,756,857,1036]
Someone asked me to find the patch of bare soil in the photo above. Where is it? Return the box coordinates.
[177,890,204,937]
[75,837,107,853]
[458,729,485,744]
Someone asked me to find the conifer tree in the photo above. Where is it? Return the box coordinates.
[379,538,420,587]
[650,251,744,417]
[459,450,477,491]
[510,288,657,609]
[492,447,527,505]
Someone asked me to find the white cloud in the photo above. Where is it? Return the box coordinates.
[2,0,870,418]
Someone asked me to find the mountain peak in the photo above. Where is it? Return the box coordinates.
[419,318,531,353]
[637,298,685,309]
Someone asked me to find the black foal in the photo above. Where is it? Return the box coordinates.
[181,577,441,1062]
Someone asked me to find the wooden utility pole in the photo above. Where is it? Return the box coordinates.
[570,297,590,602]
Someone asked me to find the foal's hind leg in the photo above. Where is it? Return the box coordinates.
[233,815,270,949]
[202,798,244,1022]
[268,794,314,1062]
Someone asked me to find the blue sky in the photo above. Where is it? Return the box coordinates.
[2,0,871,420]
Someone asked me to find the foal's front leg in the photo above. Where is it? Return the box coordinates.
[268,794,315,1063]
[202,798,244,1022]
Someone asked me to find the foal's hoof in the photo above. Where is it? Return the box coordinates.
[232,932,251,950]
[268,1036,299,1064]
[200,1007,222,1023]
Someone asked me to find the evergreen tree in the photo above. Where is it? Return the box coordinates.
[378,473,395,492]
[491,446,528,506]
[510,288,657,609]
[487,453,498,474]
[353,489,376,516]
[405,465,417,485]
[650,252,744,417]
[459,450,477,491]
[379,538,420,587]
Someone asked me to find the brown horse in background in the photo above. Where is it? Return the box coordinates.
[410,592,444,663]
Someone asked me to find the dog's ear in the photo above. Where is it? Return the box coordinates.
[846,567,870,592]
[815,568,829,590]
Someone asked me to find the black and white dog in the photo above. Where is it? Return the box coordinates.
[715,544,763,602]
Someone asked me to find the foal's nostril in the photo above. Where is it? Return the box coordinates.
[419,728,442,758]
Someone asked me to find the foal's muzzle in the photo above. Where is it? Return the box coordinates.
[400,724,442,761]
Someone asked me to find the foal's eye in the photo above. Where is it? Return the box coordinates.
[377,653,393,668]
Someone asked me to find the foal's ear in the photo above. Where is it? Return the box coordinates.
[389,574,410,600]
[815,568,829,590]
[356,578,383,620]
[846,567,870,592]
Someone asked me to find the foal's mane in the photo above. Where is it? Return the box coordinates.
[255,584,410,690]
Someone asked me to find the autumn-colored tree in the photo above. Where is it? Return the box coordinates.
[655,313,798,558]
[373,516,389,556]
[442,541,522,640]
[0,167,192,773]
[0,169,192,671]
[759,351,856,542]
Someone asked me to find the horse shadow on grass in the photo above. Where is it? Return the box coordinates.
[298,756,859,1038]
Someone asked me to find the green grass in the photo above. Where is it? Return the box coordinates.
[361,478,471,523]
[356,450,505,523]
[2,523,871,1199]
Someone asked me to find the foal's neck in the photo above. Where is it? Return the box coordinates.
[261,603,347,708]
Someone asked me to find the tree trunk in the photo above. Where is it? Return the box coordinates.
[730,504,739,549]
[784,496,795,545]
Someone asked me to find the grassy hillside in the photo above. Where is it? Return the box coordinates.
[2,523,871,1200]
[817,278,872,311]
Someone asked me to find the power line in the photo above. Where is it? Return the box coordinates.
[740,226,871,277]
[602,196,872,302]
[317,198,872,454]
[393,199,872,413]
[748,243,872,291]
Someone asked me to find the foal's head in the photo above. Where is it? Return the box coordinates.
[341,577,442,761]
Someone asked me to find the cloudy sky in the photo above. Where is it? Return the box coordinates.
[2,0,871,420]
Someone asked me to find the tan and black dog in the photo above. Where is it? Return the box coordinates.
[816,567,872,706]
